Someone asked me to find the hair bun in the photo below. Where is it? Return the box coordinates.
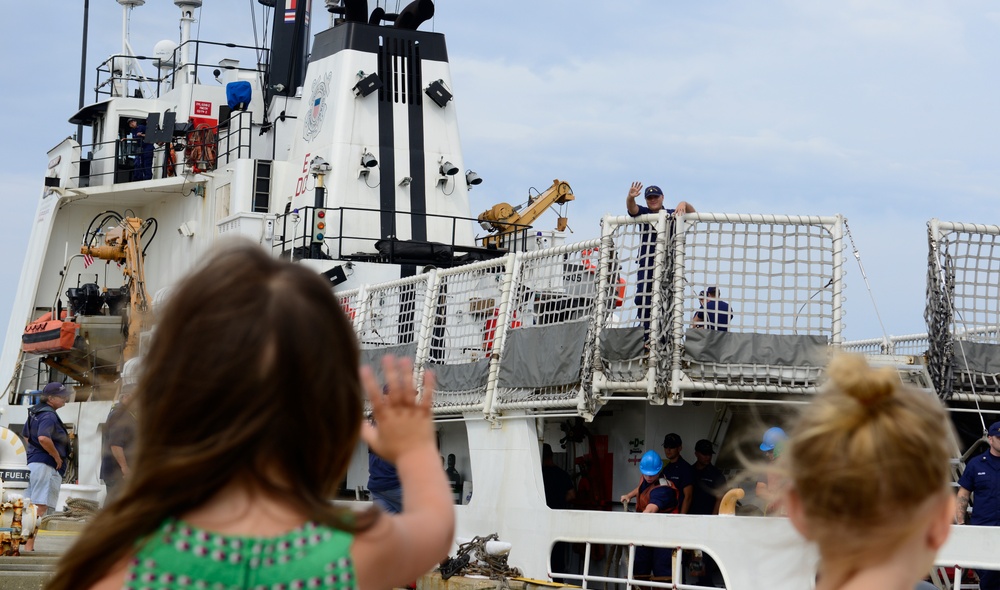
[825,354,897,407]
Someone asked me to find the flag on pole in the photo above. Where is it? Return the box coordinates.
[83,254,94,268]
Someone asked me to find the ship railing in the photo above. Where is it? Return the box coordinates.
[926,219,1000,399]
[665,213,844,402]
[216,110,254,164]
[488,239,602,416]
[588,213,845,404]
[551,533,1000,590]
[72,135,183,187]
[334,212,850,415]
[347,273,437,411]
[93,40,268,102]
[553,540,727,590]
[336,239,608,417]
[71,116,245,188]
[841,333,930,356]
[273,206,492,267]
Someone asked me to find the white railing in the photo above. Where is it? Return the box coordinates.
[342,213,847,416]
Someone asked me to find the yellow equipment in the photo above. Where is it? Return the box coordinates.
[80,217,151,361]
[478,179,574,248]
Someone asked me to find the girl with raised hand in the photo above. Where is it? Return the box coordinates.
[46,241,454,590]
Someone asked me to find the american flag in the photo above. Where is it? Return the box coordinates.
[83,253,94,269]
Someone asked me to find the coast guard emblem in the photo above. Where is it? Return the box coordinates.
[303,72,332,142]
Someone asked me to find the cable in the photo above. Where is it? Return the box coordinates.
[844,220,890,346]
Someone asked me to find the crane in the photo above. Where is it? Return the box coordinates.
[81,216,152,361]
[477,179,574,248]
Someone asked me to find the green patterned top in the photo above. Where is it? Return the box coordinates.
[124,518,356,590]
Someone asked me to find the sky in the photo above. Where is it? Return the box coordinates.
[2,0,1000,343]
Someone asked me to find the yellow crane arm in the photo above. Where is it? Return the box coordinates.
[80,217,151,360]
[477,179,574,247]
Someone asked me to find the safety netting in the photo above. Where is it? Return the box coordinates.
[671,214,843,393]
[925,220,1000,397]
[491,240,601,413]
[423,258,510,414]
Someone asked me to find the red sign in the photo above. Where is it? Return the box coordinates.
[194,101,212,116]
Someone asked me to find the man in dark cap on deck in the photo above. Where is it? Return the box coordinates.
[625,182,694,340]
[24,382,72,551]
[662,432,694,514]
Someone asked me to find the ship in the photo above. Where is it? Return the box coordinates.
[0,2,999,588]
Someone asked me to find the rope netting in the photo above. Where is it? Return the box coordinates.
[926,220,1000,397]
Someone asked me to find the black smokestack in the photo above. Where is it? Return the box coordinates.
[342,0,368,23]
[394,0,434,30]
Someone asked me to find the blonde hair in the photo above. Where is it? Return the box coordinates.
[783,354,954,565]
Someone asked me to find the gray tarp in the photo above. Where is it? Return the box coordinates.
[429,358,491,392]
[359,343,418,381]
[952,341,1000,375]
[684,329,829,366]
[599,327,646,361]
[498,321,589,388]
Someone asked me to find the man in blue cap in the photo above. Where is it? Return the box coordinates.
[957,421,1000,590]
[620,450,679,581]
[625,182,695,340]
[23,382,72,551]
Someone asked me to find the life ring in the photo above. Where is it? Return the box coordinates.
[581,248,598,273]
[613,277,626,308]
[163,143,177,177]
[484,308,521,352]
[341,301,357,321]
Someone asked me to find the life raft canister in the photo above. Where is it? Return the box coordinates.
[21,312,78,355]
[581,248,626,307]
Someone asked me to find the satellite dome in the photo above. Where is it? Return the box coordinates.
[153,39,178,70]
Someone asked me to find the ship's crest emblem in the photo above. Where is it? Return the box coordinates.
[303,72,332,142]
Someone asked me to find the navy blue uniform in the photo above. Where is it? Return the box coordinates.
[662,457,694,511]
[690,463,727,515]
[367,449,402,513]
[693,299,732,331]
[629,205,676,337]
[25,405,70,474]
[959,451,1000,590]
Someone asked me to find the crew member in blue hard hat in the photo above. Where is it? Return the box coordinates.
[756,426,787,515]
[620,450,679,581]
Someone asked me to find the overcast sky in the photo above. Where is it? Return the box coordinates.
[2,1,1000,343]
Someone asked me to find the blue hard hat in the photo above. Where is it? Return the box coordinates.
[639,450,663,476]
[760,427,787,452]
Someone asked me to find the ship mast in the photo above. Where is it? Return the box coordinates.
[174,0,203,86]
[115,0,154,98]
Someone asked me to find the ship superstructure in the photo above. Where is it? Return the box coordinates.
[0,2,998,587]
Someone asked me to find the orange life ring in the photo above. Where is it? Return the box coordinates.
[613,277,626,308]
[581,248,598,273]
[484,308,520,352]
[341,302,357,321]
